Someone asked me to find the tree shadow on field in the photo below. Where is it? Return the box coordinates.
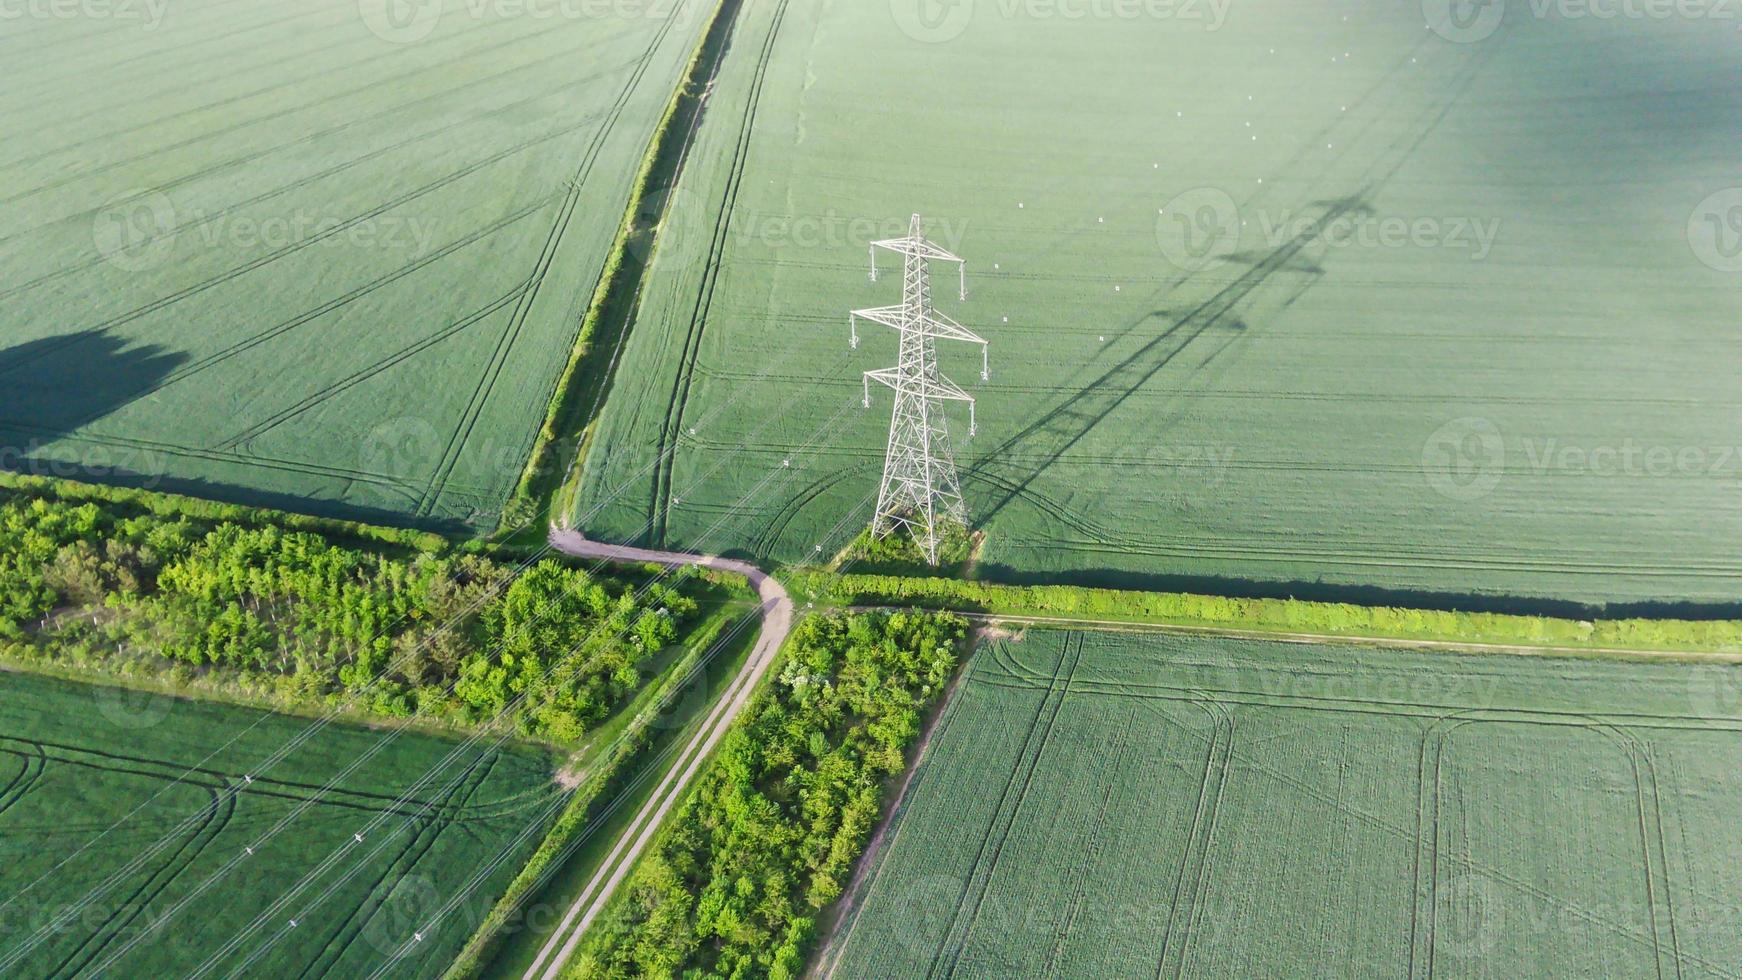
[0,330,187,458]
[0,330,481,535]
[966,193,1373,524]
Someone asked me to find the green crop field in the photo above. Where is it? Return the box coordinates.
[824,627,1742,977]
[575,0,1742,607]
[0,669,560,977]
[1,0,714,532]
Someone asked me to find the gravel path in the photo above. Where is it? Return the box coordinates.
[523,530,793,980]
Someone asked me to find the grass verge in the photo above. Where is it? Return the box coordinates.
[787,570,1742,658]
[499,0,741,535]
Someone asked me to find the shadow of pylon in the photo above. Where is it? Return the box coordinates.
[966,191,1373,524]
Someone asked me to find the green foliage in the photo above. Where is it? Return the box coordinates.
[839,522,974,577]
[0,483,698,741]
[573,610,966,979]
[791,571,1742,657]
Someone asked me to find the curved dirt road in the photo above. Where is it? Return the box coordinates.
[525,529,792,980]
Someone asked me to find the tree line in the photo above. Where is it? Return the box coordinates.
[0,487,697,741]
[573,610,967,978]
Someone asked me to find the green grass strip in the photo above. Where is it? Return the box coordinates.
[787,570,1742,658]
[498,0,737,535]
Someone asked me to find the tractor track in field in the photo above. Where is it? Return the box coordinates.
[292,751,500,980]
[0,743,46,819]
[649,0,789,547]
[220,281,533,452]
[931,633,1081,978]
[48,784,236,980]
[1,12,582,192]
[0,132,593,378]
[415,0,702,521]
[523,529,792,980]
[0,45,637,259]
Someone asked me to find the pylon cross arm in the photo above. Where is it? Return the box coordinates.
[850,306,907,331]
[870,237,963,264]
[864,368,974,403]
[923,310,987,346]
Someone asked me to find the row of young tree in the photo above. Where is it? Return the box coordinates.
[573,610,966,979]
[0,489,696,740]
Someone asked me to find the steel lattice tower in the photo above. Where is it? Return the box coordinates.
[847,214,989,565]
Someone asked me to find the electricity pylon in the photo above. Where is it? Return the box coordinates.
[847,214,989,565]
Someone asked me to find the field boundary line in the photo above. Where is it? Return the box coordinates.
[932,631,1081,978]
[648,0,790,546]
[939,612,1742,666]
